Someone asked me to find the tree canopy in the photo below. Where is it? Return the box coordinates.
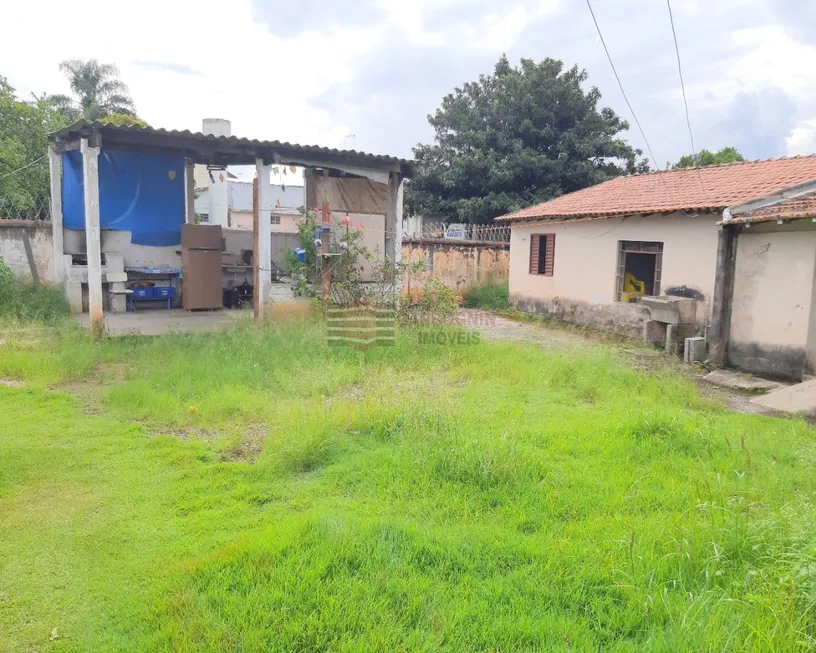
[47,59,136,121]
[672,147,744,169]
[0,77,70,212]
[407,55,649,224]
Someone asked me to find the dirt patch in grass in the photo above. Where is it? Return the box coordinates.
[0,378,24,387]
[220,425,268,463]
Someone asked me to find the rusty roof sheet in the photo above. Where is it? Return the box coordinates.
[496,156,816,223]
[49,119,413,174]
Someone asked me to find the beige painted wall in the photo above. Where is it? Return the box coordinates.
[0,221,53,282]
[402,240,509,294]
[727,228,816,378]
[509,213,720,325]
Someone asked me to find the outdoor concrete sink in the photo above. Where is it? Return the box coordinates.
[640,296,697,324]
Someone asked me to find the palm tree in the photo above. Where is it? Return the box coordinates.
[48,59,136,121]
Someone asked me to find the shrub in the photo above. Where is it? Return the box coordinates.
[0,256,69,325]
[462,281,509,310]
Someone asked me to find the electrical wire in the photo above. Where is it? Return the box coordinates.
[584,0,697,216]
[0,154,47,179]
[666,0,709,204]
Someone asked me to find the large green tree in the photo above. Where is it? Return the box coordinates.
[0,77,70,213]
[48,59,136,121]
[407,55,649,224]
[672,147,744,169]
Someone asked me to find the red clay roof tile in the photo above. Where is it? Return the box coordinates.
[496,156,816,222]
[729,193,816,223]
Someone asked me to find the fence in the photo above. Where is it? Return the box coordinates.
[411,222,510,243]
[0,197,51,221]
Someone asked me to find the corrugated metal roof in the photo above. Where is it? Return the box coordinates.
[49,119,414,175]
[496,156,816,223]
[727,192,816,224]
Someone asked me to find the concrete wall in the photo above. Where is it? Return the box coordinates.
[728,227,816,379]
[0,220,53,282]
[509,213,720,336]
[402,239,510,295]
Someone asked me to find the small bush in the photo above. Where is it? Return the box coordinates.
[463,281,509,310]
[0,256,69,325]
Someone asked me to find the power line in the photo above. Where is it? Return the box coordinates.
[584,0,661,171]
[666,0,709,203]
[0,155,48,180]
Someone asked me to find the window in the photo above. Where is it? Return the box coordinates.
[271,215,281,225]
[616,241,663,302]
[529,234,555,276]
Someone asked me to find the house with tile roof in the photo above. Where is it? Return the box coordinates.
[495,156,816,379]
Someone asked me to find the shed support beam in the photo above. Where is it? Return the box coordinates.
[254,159,272,317]
[386,172,403,265]
[708,223,738,366]
[49,145,64,285]
[81,138,104,338]
[184,159,195,223]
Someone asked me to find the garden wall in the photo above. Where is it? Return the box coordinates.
[402,238,509,295]
[0,221,53,282]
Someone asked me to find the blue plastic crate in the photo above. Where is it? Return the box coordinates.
[132,287,154,299]
[153,286,176,299]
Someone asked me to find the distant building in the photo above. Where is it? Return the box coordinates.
[195,180,304,232]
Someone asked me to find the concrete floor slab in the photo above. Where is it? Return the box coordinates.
[75,309,248,336]
[751,378,816,415]
[703,370,781,392]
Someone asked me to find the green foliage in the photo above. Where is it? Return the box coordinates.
[413,275,461,318]
[98,113,147,128]
[47,58,137,121]
[1,321,815,650]
[407,55,650,224]
[0,76,70,211]
[0,256,69,325]
[285,207,321,297]
[672,146,745,169]
[462,281,509,310]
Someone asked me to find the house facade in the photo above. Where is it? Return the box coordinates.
[497,156,816,379]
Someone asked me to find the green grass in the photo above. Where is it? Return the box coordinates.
[1,318,815,651]
[462,281,509,310]
[0,257,69,326]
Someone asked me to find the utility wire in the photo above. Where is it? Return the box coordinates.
[584,0,695,215]
[584,0,661,171]
[666,0,710,204]
[0,154,48,180]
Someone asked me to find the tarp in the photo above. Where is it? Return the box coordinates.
[63,149,185,246]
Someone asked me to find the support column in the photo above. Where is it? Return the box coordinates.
[184,159,195,224]
[81,138,104,337]
[708,223,738,365]
[321,202,331,300]
[386,172,403,264]
[254,159,272,317]
[49,145,64,285]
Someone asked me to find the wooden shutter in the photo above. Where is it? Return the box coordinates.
[544,234,555,276]
[529,235,540,274]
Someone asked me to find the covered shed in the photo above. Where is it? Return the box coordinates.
[47,120,412,334]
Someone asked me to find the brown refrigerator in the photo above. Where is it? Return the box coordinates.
[181,224,223,310]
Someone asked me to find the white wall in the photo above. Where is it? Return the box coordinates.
[0,222,53,281]
[509,212,720,325]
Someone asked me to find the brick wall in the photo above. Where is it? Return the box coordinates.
[402,238,510,294]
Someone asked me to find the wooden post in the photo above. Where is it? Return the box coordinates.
[708,223,738,365]
[81,138,104,338]
[321,202,331,300]
[49,145,64,285]
[255,159,272,317]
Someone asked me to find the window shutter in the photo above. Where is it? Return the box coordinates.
[544,234,555,276]
[529,235,540,275]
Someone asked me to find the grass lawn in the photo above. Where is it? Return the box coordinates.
[1,317,815,651]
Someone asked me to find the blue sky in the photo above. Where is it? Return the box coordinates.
[4,0,816,167]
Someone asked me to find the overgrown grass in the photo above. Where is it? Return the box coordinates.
[1,318,815,651]
[0,257,69,326]
[462,281,509,310]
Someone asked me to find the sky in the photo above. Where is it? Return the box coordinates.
[3,0,816,173]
